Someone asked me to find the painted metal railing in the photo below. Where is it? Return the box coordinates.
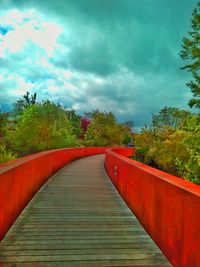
[0,147,105,240]
[105,147,200,267]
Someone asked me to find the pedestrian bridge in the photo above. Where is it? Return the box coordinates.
[0,147,199,266]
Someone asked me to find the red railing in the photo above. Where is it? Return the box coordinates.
[105,147,200,267]
[0,147,105,240]
[1,146,199,266]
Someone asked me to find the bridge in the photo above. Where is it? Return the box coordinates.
[0,147,200,266]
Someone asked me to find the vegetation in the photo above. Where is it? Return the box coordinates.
[0,93,132,163]
[134,107,200,184]
[0,3,199,185]
[6,101,77,155]
[134,3,200,185]
[66,109,82,138]
[180,1,200,108]
[13,91,37,115]
[84,110,132,146]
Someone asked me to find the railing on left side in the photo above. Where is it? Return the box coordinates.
[0,147,105,241]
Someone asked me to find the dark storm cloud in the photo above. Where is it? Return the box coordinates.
[8,0,196,76]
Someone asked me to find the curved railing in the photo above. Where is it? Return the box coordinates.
[1,146,200,266]
[0,147,105,240]
[105,147,200,267]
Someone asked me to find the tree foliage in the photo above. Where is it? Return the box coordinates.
[135,108,200,184]
[152,107,191,129]
[13,91,37,115]
[84,111,125,146]
[0,93,135,163]
[0,144,16,164]
[0,112,9,139]
[7,101,77,155]
[180,1,200,108]
[66,109,82,138]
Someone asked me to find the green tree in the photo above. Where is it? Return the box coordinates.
[84,111,124,146]
[66,109,82,138]
[180,1,200,108]
[135,107,200,184]
[0,111,17,163]
[13,91,37,115]
[152,107,191,129]
[8,101,77,155]
[175,115,200,183]
[0,144,16,164]
[0,111,9,139]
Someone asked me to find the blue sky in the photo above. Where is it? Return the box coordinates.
[0,0,197,130]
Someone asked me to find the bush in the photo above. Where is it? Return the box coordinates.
[0,144,16,164]
[7,101,77,155]
[84,111,124,146]
[135,111,200,184]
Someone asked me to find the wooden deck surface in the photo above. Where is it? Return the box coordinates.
[0,155,171,266]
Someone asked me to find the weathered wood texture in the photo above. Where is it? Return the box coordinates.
[0,155,171,266]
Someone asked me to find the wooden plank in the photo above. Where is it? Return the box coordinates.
[1,248,163,256]
[0,155,172,266]
[0,253,169,262]
[0,260,172,267]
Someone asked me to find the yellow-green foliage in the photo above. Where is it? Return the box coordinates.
[7,101,77,155]
[0,144,16,164]
[84,111,125,146]
[175,115,200,184]
[135,111,200,184]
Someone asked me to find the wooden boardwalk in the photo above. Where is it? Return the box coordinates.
[0,155,171,266]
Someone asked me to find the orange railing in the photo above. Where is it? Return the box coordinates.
[105,147,200,267]
[0,147,105,240]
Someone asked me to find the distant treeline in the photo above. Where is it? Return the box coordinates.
[0,92,133,163]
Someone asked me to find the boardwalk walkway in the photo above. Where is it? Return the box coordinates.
[0,155,171,266]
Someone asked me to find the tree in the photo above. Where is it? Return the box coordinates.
[0,111,9,139]
[13,91,37,115]
[134,107,200,183]
[0,111,17,163]
[81,117,91,137]
[152,107,191,129]
[84,111,124,146]
[121,120,134,130]
[66,109,82,138]
[8,101,77,155]
[0,144,16,164]
[180,1,200,108]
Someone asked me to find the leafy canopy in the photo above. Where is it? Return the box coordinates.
[84,110,124,146]
[8,101,77,155]
[13,91,37,115]
[135,107,200,184]
[180,1,200,108]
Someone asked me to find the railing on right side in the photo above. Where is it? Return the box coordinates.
[105,147,200,267]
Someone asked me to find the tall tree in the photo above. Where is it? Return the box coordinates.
[0,111,8,139]
[152,107,191,129]
[8,101,77,155]
[180,1,200,108]
[66,109,82,138]
[13,91,37,115]
[84,111,124,146]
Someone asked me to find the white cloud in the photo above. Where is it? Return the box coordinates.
[0,9,64,57]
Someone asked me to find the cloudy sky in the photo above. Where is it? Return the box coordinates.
[0,0,197,130]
